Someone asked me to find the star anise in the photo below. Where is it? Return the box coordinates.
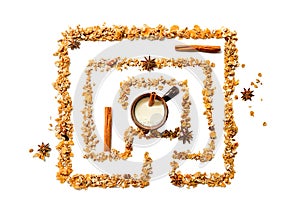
[33,142,51,161]
[141,56,156,71]
[178,128,193,144]
[241,88,254,101]
[68,40,81,50]
[38,142,51,154]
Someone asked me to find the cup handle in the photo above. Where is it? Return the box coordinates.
[162,86,180,102]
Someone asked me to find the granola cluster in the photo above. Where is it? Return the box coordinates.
[59,24,223,46]
[69,152,152,189]
[53,24,239,189]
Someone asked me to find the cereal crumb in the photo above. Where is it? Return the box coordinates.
[210,62,215,67]
[250,111,254,117]
[234,95,238,100]
[248,106,252,108]
[158,85,164,91]
[241,64,246,68]
[29,148,34,153]
[260,98,263,101]
[263,122,267,126]
[258,72,262,77]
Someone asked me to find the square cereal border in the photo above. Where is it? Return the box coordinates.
[82,57,216,163]
[53,24,239,189]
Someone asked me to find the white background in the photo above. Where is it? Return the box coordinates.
[1,0,299,215]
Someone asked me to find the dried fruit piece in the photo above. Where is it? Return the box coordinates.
[68,40,80,50]
[161,127,180,140]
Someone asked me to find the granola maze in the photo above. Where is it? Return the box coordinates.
[30,24,266,189]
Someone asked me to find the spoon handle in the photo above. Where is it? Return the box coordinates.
[162,86,180,102]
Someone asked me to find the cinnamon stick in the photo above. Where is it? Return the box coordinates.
[175,45,221,53]
[148,92,156,107]
[104,107,112,152]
